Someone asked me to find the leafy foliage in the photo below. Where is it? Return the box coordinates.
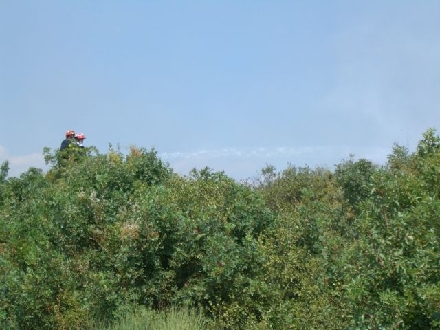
[1,129,440,329]
[335,156,377,210]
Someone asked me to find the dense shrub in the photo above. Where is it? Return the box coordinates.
[1,129,440,329]
[1,147,274,329]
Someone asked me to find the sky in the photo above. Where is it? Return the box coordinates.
[1,1,440,180]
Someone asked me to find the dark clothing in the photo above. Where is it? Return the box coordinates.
[60,138,72,151]
[58,138,85,166]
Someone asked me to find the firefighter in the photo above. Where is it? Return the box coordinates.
[60,130,76,151]
[75,133,86,147]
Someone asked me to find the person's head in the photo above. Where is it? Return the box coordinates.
[66,130,75,139]
[75,133,86,143]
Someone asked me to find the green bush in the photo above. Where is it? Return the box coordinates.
[1,147,274,329]
[2,129,440,329]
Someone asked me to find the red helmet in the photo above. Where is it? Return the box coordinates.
[76,133,86,140]
[65,130,75,137]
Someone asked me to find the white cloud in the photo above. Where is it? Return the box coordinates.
[0,145,46,177]
[160,146,323,160]
[160,145,390,179]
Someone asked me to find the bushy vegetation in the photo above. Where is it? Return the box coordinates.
[1,129,440,329]
[94,306,208,330]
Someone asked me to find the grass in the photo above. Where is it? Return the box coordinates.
[94,306,208,330]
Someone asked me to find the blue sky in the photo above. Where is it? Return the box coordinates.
[1,1,440,180]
